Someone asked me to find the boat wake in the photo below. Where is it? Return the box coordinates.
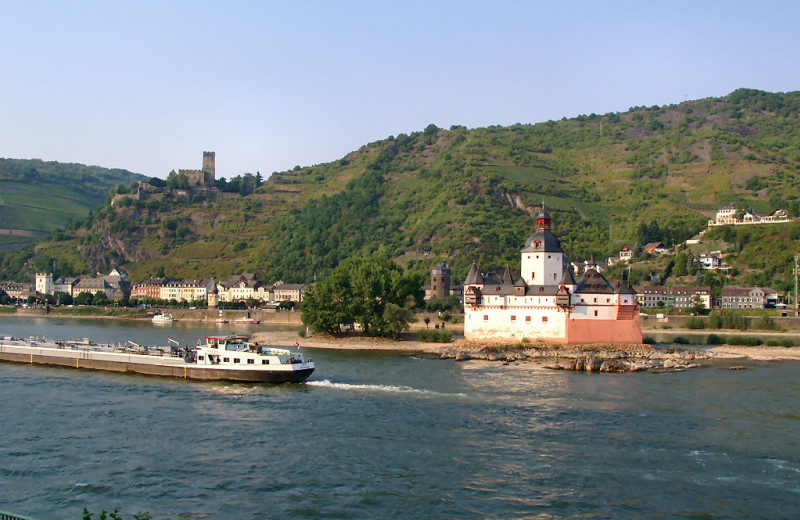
[307,379,466,398]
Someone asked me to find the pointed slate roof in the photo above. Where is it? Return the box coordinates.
[559,268,577,286]
[463,263,483,285]
[575,268,616,294]
[502,266,513,285]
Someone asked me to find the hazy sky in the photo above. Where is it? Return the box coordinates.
[1,1,798,179]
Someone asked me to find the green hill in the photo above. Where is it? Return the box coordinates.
[4,88,800,295]
[0,159,144,249]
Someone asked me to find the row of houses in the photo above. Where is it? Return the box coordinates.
[3,271,309,307]
[131,273,308,306]
[709,204,792,227]
[635,285,781,310]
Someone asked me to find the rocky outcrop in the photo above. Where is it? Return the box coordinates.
[436,340,706,373]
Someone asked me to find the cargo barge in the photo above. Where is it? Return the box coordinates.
[0,335,314,383]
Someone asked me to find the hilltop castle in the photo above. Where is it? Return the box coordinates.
[179,151,216,187]
[463,209,642,344]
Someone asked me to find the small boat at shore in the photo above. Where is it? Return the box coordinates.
[152,312,174,324]
[232,316,259,325]
[0,334,314,383]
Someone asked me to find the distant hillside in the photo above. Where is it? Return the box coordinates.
[4,88,800,294]
[0,159,144,249]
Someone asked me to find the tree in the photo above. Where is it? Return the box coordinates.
[673,252,689,277]
[301,256,415,336]
[689,294,706,315]
[74,292,93,306]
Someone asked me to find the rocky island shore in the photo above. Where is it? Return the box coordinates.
[252,331,800,373]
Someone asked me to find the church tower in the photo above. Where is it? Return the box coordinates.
[519,208,564,286]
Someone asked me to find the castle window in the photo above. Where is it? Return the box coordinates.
[606,298,610,303]
[548,255,551,259]
[542,316,548,323]
[594,310,598,317]
[483,315,488,321]
[511,315,516,322]
[525,316,531,323]
[594,298,597,303]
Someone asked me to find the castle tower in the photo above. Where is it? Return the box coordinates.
[207,279,219,308]
[430,262,451,299]
[35,273,53,296]
[202,151,215,186]
[520,208,564,286]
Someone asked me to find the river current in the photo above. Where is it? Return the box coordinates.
[1,316,799,519]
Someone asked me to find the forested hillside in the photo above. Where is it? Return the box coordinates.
[0,159,144,249]
[3,88,800,293]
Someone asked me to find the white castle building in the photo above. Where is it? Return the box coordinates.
[463,209,642,344]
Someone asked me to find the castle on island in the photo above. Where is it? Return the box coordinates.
[463,209,642,344]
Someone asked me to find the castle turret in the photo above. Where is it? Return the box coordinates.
[207,278,219,308]
[430,262,451,299]
[520,208,564,286]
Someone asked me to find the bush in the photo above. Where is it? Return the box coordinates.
[765,337,794,347]
[706,334,723,345]
[642,336,656,344]
[685,317,705,330]
[753,315,777,331]
[726,336,763,346]
[417,328,452,343]
[673,336,691,344]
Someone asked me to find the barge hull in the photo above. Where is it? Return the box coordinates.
[0,350,314,384]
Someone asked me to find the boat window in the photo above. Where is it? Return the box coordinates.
[247,359,254,364]
[198,356,204,361]
[234,358,240,363]
[223,357,230,363]
[262,359,270,365]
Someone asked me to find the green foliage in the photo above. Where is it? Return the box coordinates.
[673,336,691,344]
[81,508,152,520]
[752,315,777,330]
[417,328,453,342]
[706,333,723,344]
[685,316,705,329]
[726,335,763,346]
[301,256,416,336]
[424,295,461,313]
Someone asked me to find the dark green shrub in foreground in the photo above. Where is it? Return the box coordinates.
[706,334,723,345]
[673,336,690,344]
[418,328,452,343]
[642,336,656,344]
[765,337,795,347]
[726,336,763,346]
[82,508,152,520]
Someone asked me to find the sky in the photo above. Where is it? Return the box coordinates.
[1,1,799,180]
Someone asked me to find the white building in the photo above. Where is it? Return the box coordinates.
[35,273,53,296]
[463,209,641,344]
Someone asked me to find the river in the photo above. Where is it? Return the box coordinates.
[1,316,799,519]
